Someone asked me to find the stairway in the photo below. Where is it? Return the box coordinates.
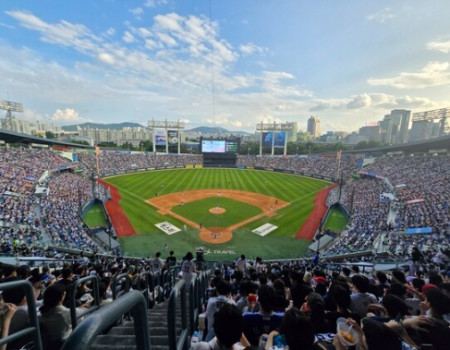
[90,298,182,350]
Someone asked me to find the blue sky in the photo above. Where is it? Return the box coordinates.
[1,0,450,132]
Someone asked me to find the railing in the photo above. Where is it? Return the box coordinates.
[135,270,153,309]
[112,272,131,300]
[69,275,100,329]
[168,279,188,350]
[0,280,43,350]
[62,290,150,350]
[188,278,199,335]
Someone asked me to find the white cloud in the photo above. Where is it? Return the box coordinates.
[97,53,115,65]
[144,0,168,8]
[156,32,177,47]
[6,10,101,54]
[261,71,312,98]
[205,115,242,129]
[310,93,439,112]
[129,7,144,16]
[427,39,450,53]
[240,42,267,56]
[347,93,371,109]
[52,108,83,121]
[122,31,135,43]
[104,28,116,37]
[366,8,395,23]
[368,61,450,89]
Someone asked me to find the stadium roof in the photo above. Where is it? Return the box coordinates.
[346,134,450,155]
[0,129,92,149]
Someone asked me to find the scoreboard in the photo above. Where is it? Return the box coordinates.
[201,138,240,154]
[200,137,240,167]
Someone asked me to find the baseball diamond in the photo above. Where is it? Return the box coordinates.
[102,168,332,259]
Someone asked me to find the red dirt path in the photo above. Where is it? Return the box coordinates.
[97,179,136,237]
[295,184,337,240]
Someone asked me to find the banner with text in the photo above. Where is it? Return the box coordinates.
[155,130,167,146]
[155,222,181,235]
[252,223,278,236]
[168,130,179,145]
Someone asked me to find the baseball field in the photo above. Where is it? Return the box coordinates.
[100,168,332,260]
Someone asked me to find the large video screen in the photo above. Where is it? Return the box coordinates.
[201,138,240,153]
[202,140,226,153]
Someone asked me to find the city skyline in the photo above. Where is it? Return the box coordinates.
[1,1,450,133]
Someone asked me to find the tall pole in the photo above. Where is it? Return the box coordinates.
[259,123,263,156]
[271,123,275,156]
[95,145,100,176]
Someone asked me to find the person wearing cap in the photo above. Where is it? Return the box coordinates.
[350,275,378,319]
[242,285,284,347]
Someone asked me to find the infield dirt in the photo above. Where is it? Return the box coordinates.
[146,189,289,244]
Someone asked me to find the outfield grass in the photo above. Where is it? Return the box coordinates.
[104,168,330,260]
[323,207,348,232]
[83,203,107,228]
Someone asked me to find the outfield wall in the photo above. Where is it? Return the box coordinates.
[97,164,340,184]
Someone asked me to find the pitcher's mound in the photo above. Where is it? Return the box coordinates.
[209,207,226,214]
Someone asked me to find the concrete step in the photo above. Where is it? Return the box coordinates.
[108,326,170,336]
[92,335,136,346]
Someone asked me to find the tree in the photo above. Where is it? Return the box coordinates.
[239,141,259,155]
[45,131,57,139]
[69,139,89,145]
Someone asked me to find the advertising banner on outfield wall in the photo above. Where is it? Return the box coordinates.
[168,130,179,145]
[155,129,167,146]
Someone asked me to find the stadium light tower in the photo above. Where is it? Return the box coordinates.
[0,99,24,130]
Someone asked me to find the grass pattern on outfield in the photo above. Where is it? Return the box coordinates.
[83,203,107,228]
[172,197,262,227]
[323,207,348,232]
[104,168,330,260]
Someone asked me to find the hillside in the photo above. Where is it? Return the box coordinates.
[62,122,145,132]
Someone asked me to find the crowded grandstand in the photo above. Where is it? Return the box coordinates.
[0,136,449,350]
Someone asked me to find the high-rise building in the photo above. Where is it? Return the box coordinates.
[380,109,411,144]
[307,116,320,139]
[379,118,393,144]
[359,125,381,142]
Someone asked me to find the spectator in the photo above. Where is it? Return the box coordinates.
[181,252,198,286]
[349,275,377,318]
[0,303,17,350]
[264,308,315,350]
[194,304,250,350]
[38,284,73,348]
[165,250,177,268]
[205,280,236,341]
[242,285,284,346]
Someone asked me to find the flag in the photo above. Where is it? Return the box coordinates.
[95,145,100,156]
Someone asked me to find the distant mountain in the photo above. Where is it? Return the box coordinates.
[62,122,145,132]
[187,126,249,134]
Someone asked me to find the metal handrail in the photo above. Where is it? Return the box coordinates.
[188,277,199,335]
[69,275,100,329]
[112,272,131,299]
[168,279,188,350]
[0,280,43,350]
[62,290,150,350]
[135,270,152,308]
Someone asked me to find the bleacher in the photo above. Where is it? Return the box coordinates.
[0,146,449,349]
